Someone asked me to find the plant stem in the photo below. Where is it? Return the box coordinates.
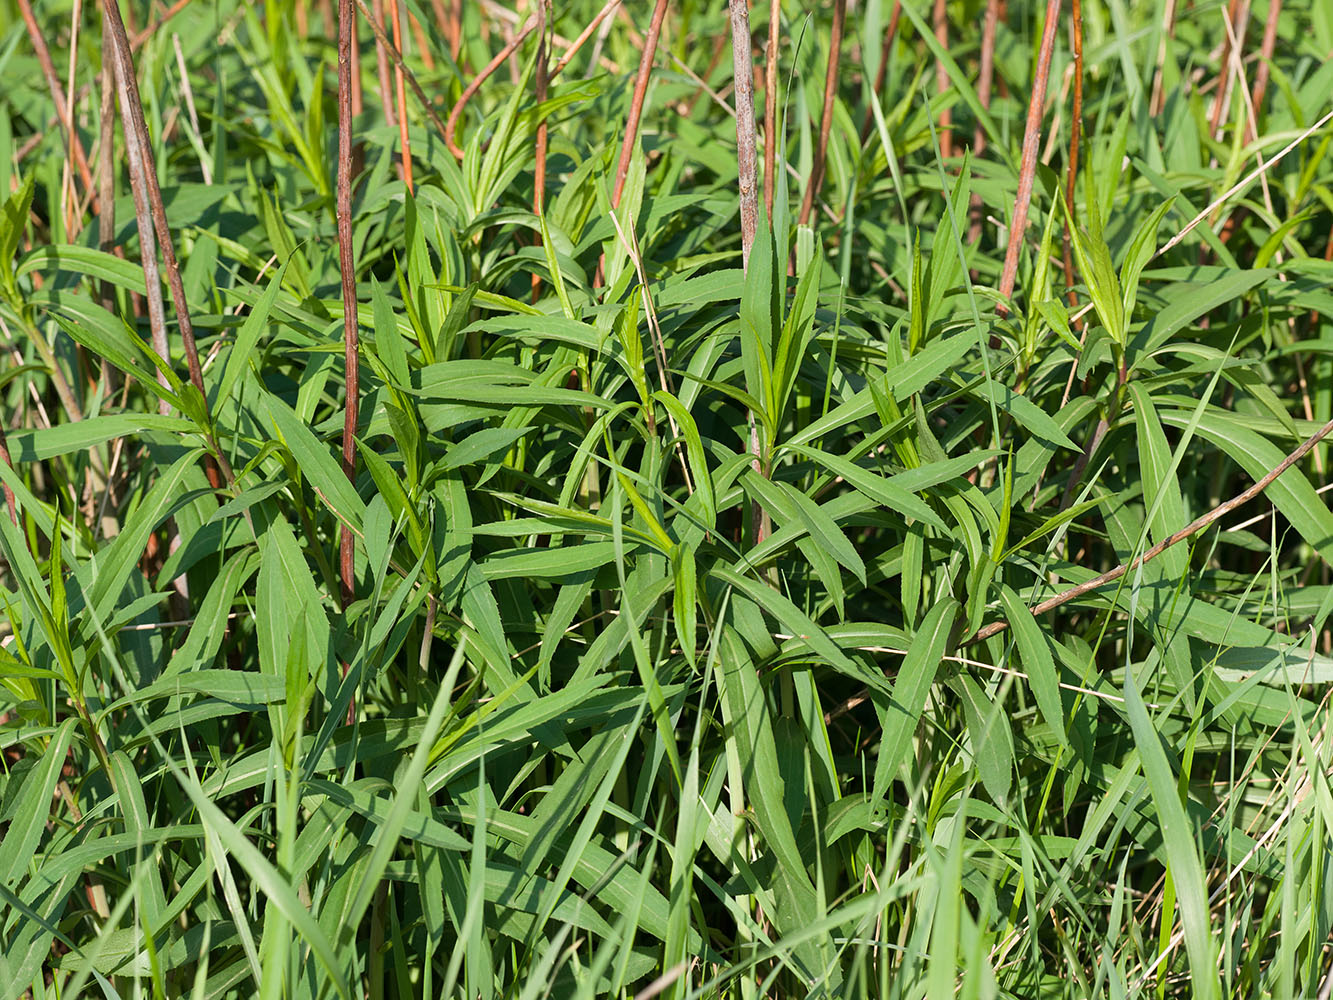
[611,0,670,209]
[996,0,1061,310]
[796,0,846,230]
[762,0,779,219]
[337,0,361,625]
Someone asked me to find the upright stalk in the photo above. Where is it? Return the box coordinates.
[728,0,766,546]
[337,0,361,627]
[728,0,759,267]
[762,0,779,219]
[796,0,846,230]
[933,0,951,160]
[1248,0,1281,134]
[611,0,670,209]
[996,0,1061,308]
[1060,0,1084,313]
[389,0,413,190]
[373,0,397,128]
[533,5,549,301]
[105,0,231,487]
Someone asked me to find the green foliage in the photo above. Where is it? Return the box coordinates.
[1,0,1332,997]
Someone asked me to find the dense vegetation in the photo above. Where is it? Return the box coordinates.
[1,0,1332,995]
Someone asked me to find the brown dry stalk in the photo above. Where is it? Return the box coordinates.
[966,0,1000,245]
[105,0,229,488]
[15,0,96,211]
[860,1,902,142]
[762,0,779,219]
[349,2,364,118]
[974,0,999,156]
[728,0,767,545]
[969,415,1333,646]
[445,13,540,159]
[355,0,451,145]
[389,0,414,190]
[1208,0,1245,142]
[97,5,116,313]
[933,0,951,160]
[611,0,671,208]
[337,0,360,620]
[62,0,85,240]
[373,0,397,128]
[996,0,1061,310]
[1249,0,1281,130]
[796,0,846,230]
[1149,0,1178,116]
[728,0,759,267]
[106,11,171,411]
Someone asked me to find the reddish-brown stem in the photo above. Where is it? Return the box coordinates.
[445,13,540,159]
[373,0,397,128]
[762,0,779,220]
[860,1,902,142]
[611,0,671,208]
[1208,0,1244,141]
[337,0,360,638]
[970,415,1333,646]
[350,4,364,118]
[933,0,952,160]
[427,0,449,60]
[408,11,434,71]
[447,0,462,61]
[552,0,622,78]
[797,0,846,230]
[966,0,1001,245]
[975,0,999,157]
[1249,0,1280,128]
[62,0,85,240]
[97,0,118,388]
[996,0,1061,310]
[389,0,413,190]
[0,427,17,524]
[532,6,549,302]
[16,0,97,212]
[1060,0,1084,315]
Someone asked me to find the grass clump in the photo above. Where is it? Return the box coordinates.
[1,0,1332,996]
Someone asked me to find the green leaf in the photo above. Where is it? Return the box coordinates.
[873,598,958,802]
[215,260,289,408]
[998,586,1067,746]
[1122,671,1220,1000]
[264,393,366,530]
[0,719,76,886]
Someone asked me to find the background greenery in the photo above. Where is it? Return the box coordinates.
[1,0,1332,996]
